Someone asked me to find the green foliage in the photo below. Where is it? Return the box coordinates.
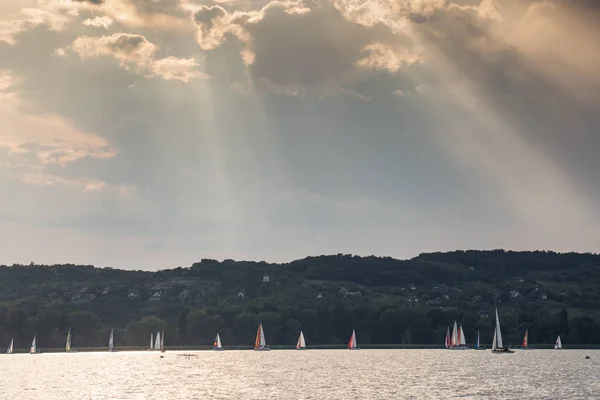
[1,250,600,349]
[123,316,166,346]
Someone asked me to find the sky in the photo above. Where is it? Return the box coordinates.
[1,0,599,270]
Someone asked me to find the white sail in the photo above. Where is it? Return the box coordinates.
[451,321,458,346]
[491,329,497,351]
[216,333,222,349]
[554,335,563,349]
[150,332,154,350]
[154,331,161,351]
[260,325,266,347]
[495,308,503,348]
[109,329,114,351]
[459,325,467,345]
[161,330,164,351]
[66,328,72,352]
[7,339,13,354]
[296,331,306,349]
[30,336,36,354]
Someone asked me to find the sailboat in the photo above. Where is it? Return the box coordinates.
[451,321,458,347]
[448,321,468,349]
[213,333,224,351]
[66,328,72,352]
[444,327,451,349]
[150,332,154,350]
[348,329,360,350]
[459,325,468,348]
[160,330,165,352]
[254,323,271,351]
[296,331,306,350]
[7,339,13,354]
[554,335,563,350]
[491,308,514,353]
[30,336,37,354]
[474,330,485,350]
[154,331,161,352]
[521,329,532,350]
[108,329,116,352]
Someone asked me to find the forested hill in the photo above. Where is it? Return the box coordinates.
[1,250,600,350]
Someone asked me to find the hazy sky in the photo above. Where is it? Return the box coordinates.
[1,0,599,270]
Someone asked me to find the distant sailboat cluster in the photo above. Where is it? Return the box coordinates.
[442,308,564,353]
[445,321,468,349]
[4,310,567,353]
[149,331,165,352]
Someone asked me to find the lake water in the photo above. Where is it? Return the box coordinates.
[1,349,598,399]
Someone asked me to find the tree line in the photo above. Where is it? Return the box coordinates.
[1,304,598,349]
[1,250,600,348]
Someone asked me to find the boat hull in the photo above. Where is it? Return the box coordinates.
[348,348,361,350]
[213,348,225,351]
[254,347,271,351]
[491,349,514,354]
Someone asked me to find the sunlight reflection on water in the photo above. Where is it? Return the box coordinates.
[0,349,598,399]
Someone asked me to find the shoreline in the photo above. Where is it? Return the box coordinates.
[9,344,600,353]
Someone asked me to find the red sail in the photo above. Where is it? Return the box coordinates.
[522,329,528,347]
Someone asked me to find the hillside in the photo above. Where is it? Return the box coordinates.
[1,250,600,349]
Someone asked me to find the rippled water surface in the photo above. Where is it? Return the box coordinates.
[1,349,599,399]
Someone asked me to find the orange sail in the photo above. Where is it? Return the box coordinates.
[254,324,262,349]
